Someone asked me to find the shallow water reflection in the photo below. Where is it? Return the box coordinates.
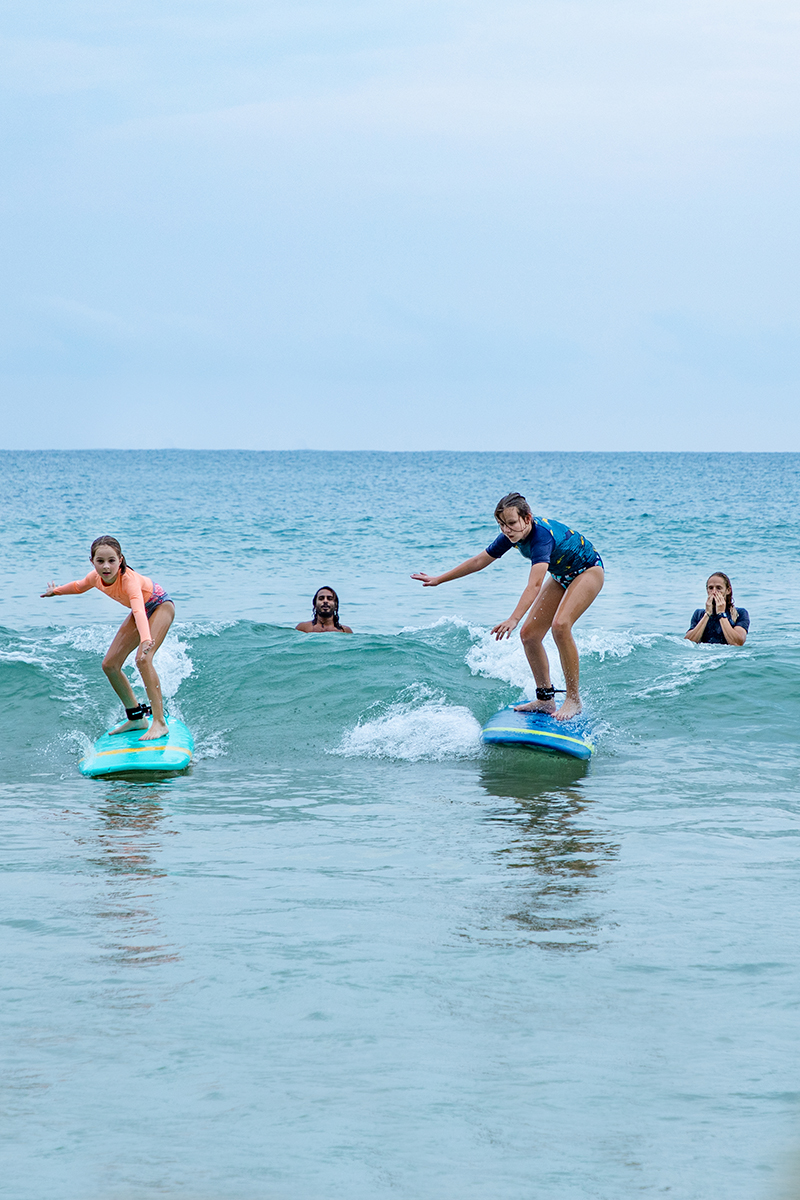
[480,752,618,951]
[89,785,180,977]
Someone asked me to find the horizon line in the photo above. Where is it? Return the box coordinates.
[0,447,797,456]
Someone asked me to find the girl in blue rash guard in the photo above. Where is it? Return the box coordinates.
[412,492,604,721]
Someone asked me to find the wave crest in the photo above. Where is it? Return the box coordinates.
[333,684,482,762]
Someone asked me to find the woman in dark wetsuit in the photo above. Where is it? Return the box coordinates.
[685,572,749,646]
[412,492,603,721]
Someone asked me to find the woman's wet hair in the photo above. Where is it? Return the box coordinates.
[90,536,128,574]
[707,571,738,622]
[494,492,532,522]
[312,586,342,629]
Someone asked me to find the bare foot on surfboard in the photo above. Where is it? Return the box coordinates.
[109,717,149,735]
[554,698,582,722]
[139,720,169,741]
[514,699,556,715]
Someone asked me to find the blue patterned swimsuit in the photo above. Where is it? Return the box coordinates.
[486,517,602,587]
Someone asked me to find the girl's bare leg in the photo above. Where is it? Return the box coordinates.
[549,565,604,721]
[514,577,566,713]
[103,617,148,733]
[136,602,175,741]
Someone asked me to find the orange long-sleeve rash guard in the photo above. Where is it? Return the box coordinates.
[52,569,154,641]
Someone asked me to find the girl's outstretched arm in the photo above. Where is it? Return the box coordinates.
[412,550,495,587]
[41,573,96,597]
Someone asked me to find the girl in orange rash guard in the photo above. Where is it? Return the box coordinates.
[41,536,175,741]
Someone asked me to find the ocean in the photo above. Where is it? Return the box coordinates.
[1,450,799,1199]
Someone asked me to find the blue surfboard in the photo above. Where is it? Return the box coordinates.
[481,705,593,760]
[79,716,194,778]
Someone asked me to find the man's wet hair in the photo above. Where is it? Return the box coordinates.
[312,586,343,629]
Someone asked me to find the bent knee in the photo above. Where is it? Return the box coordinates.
[101,656,118,675]
[551,616,575,642]
[520,623,544,647]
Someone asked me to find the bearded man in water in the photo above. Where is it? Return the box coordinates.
[295,586,353,634]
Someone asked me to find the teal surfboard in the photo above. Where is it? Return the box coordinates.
[79,716,194,778]
[481,705,593,760]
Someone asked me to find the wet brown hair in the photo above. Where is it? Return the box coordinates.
[707,571,738,622]
[90,536,128,575]
[494,492,532,522]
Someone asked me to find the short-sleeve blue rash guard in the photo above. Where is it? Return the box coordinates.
[689,608,750,644]
[485,517,600,583]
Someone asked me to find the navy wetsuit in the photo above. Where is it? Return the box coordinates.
[486,517,602,587]
[688,608,749,644]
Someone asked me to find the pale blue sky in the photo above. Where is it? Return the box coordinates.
[2,0,798,450]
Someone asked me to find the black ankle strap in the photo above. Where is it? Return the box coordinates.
[535,685,566,700]
[125,704,152,721]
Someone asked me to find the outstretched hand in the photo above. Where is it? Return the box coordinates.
[411,572,439,587]
[41,581,56,597]
[491,617,519,640]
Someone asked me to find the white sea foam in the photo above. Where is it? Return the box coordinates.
[50,624,119,655]
[631,649,731,698]
[192,728,229,761]
[151,636,194,699]
[465,630,546,691]
[47,625,193,700]
[60,729,93,759]
[465,625,655,693]
[398,614,478,635]
[0,647,55,667]
[3,633,97,713]
[574,629,656,660]
[400,614,652,660]
[333,684,482,762]
[175,618,237,638]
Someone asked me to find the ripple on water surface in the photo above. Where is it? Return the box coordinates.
[1,451,800,1199]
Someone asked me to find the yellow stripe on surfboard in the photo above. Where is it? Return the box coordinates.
[89,745,192,760]
[486,726,593,751]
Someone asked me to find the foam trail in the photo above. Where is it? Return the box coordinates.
[191,729,229,762]
[334,685,482,762]
[631,650,731,699]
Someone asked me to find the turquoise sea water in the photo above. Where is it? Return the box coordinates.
[2,450,800,1200]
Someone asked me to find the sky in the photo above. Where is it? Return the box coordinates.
[1,0,799,451]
